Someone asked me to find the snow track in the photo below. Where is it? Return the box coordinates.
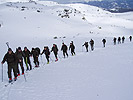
[0,40,133,100]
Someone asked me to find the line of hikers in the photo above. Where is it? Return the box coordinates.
[1,36,132,83]
[82,36,132,52]
[1,41,76,83]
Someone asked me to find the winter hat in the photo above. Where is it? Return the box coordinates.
[18,47,21,50]
[32,48,35,50]
[24,47,27,49]
[8,48,12,51]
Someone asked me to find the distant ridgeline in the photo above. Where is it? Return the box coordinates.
[76,0,133,13]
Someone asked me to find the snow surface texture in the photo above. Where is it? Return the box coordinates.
[0,1,133,100]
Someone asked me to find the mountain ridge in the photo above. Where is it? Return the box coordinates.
[77,0,133,13]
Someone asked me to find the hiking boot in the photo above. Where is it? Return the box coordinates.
[55,58,58,62]
[9,78,12,83]
[14,77,17,81]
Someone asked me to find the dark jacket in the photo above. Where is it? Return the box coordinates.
[61,44,68,52]
[2,52,16,65]
[122,37,125,40]
[83,42,88,48]
[35,47,40,55]
[102,39,106,43]
[69,44,75,50]
[41,48,50,56]
[15,51,25,61]
[129,36,132,39]
[51,45,58,53]
[113,38,117,42]
[23,49,31,58]
[90,40,94,45]
[118,37,121,41]
[31,50,39,58]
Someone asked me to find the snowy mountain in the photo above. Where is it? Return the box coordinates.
[78,0,133,13]
[1,0,133,13]
[0,1,133,100]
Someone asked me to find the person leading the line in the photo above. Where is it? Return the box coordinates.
[1,48,18,83]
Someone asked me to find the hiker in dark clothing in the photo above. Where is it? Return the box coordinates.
[118,37,121,44]
[15,47,25,76]
[35,47,40,55]
[61,43,68,58]
[71,41,74,45]
[1,48,17,83]
[31,48,39,67]
[23,47,32,70]
[82,42,88,52]
[113,37,117,45]
[129,36,132,42]
[122,36,125,43]
[102,39,106,47]
[89,39,94,51]
[69,42,75,56]
[41,47,50,64]
[51,44,58,61]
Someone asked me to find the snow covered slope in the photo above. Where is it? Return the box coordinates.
[0,39,133,100]
[0,1,133,100]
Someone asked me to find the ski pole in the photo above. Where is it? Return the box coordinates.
[6,42,9,49]
[1,64,3,82]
